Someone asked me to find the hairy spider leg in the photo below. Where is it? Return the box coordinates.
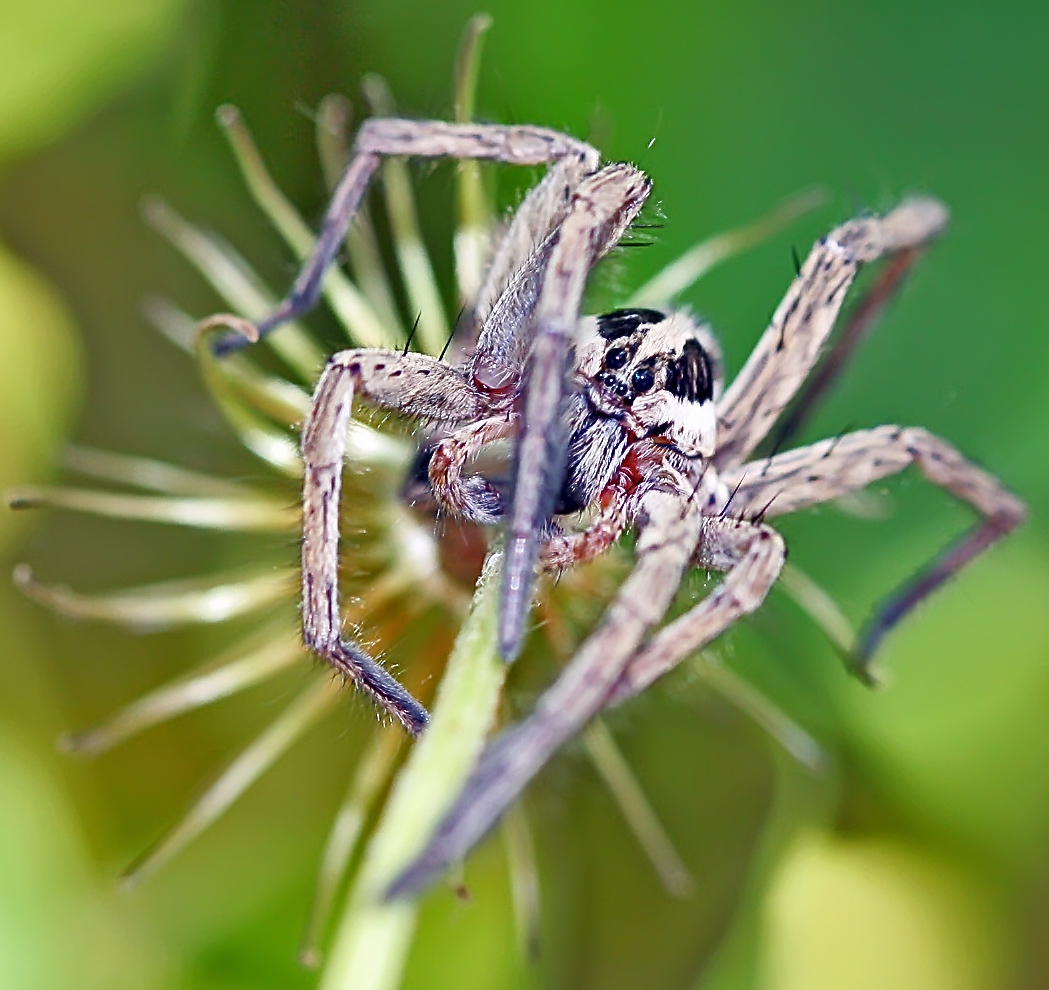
[386,484,706,896]
[607,517,786,704]
[499,164,651,661]
[301,349,486,733]
[213,116,642,662]
[212,148,379,356]
[383,196,1022,895]
[766,244,933,452]
[717,425,1026,680]
[427,415,517,523]
[540,491,630,570]
[214,118,599,354]
[714,197,950,469]
[538,441,669,571]
[387,506,785,898]
[469,153,598,367]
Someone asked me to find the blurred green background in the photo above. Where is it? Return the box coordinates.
[0,0,1047,987]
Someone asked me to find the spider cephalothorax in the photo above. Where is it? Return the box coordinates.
[556,308,721,515]
[204,113,1025,900]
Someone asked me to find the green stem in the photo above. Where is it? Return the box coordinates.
[319,551,507,990]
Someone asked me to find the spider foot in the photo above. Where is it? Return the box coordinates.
[841,645,888,689]
[849,510,1024,687]
[319,637,430,735]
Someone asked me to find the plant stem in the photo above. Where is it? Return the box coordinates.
[320,551,507,990]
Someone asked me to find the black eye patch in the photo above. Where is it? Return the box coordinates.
[665,339,714,403]
[596,308,666,341]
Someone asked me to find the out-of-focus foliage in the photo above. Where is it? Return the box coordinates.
[0,0,184,158]
[0,244,80,546]
[762,834,1011,990]
[0,2,183,988]
[0,1,1046,988]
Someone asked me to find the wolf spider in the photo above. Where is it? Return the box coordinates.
[209,117,1025,897]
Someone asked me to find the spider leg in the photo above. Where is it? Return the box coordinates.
[301,349,488,733]
[540,491,629,571]
[606,517,786,705]
[470,152,599,353]
[500,164,652,660]
[215,119,599,354]
[715,197,949,469]
[719,425,1026,678]
[765,243,933,452]
[427,414,518,523]
[385,484,705,897]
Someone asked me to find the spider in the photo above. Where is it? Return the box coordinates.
[208,116,1025,898]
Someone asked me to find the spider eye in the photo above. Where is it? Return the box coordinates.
[631,367,655,393]
[605,347,629,370]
